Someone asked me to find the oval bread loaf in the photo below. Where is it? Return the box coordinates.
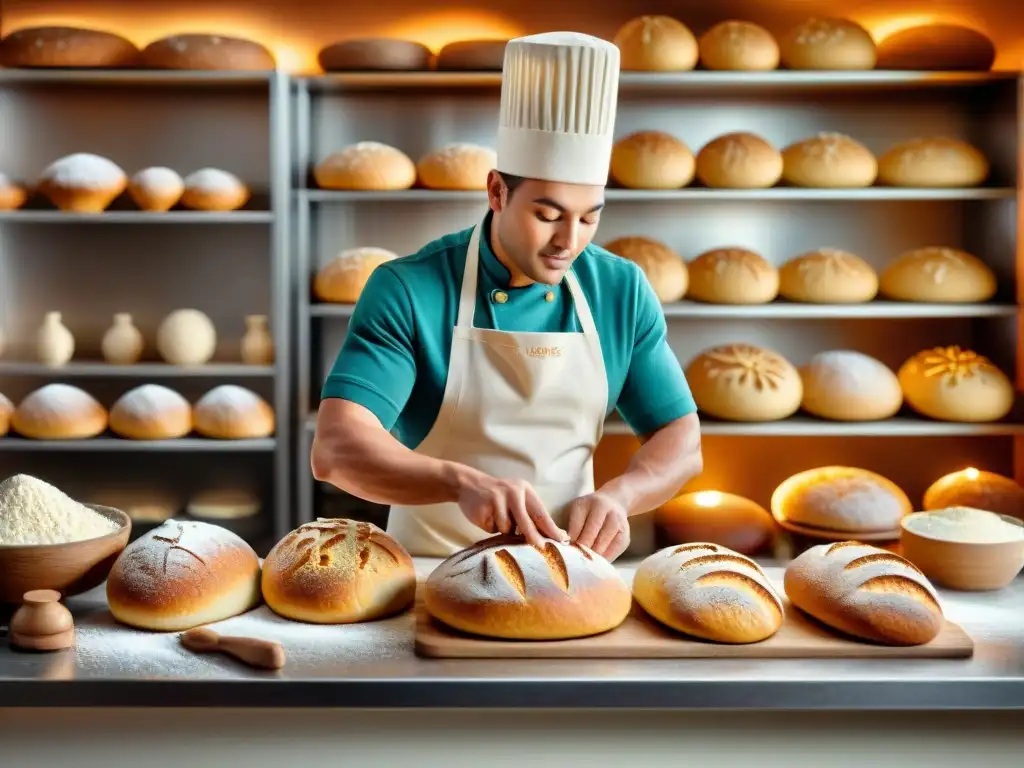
[876,24,996,71]
[318,38,432,71]
[0,26,139,68]
[314,246,398,303]
[314,142,417,191]
[610,131,694,189]
[879,246,996,303]
[778,248,878,303]
[634,542,784,643]
[783,541,943,645]
[655,492,776,555]
[877,138,989,188]
[12,383,108,440]
[897,346,1014,423]
[193,384,275,439]
[424,534,632,640]
[771,466,912,533]
[435,40,507,70]
[781,133,877,188]
[799,350,903,421]
[686,247,779,305]
[417,143,496,190]
[140,34,276,71]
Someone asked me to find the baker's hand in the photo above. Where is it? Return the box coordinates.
[457,474,569,547]
[566,492,630,561]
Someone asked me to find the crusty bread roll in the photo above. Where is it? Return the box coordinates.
[128,167,184,212]
[876,24,996,71]
[783,541,943,645]
[779,17,877,70]
[655,492,776,555]
[610,131,694,189]
[109,384,192,440]
[180,168,250,211]
[314,142,417,191]
[781,133,877,188]
[417,144,496,190]
[799,350,903,421]
[37,153,127,213]
[695,132,783,189]
[685,344,803,422]
[140,34,276,71]
[0,392,12,436]
[877,138,989,188]
[897,346,1014,423]
[686,248,779,305]
[613,15,698,71]
[880,247,997,303]
[435,40,507,70]
[187,488,261,520]
[318,38,432,71]
[778,248,878,303]
[262,518,416,624]
[314,246,398,303]
[12,383,108,440]
[772,466,912,533]
[602,236,688,302]
[0,174,28,211]
[698,20,779,71]
[424,534,632,640]
[193,384,275,439]
[107,519,262,631]
[0,26,139,68]
[634,542,784,643]
[923,469,1024,520]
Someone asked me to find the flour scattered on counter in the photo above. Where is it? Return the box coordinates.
[0,474,120,545]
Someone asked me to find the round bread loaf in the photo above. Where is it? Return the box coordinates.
[772,466,912,533]
[140,34,275,70]
[799,350,903,421]
[613,15,698,71]
[923,469,1024,520]
[314,246,398,303]
[698,20,779,71]
[610,131,694,189]
[417,144,496,190]
[784,541,943,645]
[877,138,989,188]
[262,518,416,624]
[0,392,12,436]
[781,133,877,188]
[109,384,192,440]
[193,384,275,439]
[686,247,779,304]
[634,542,784,643]
[0,26,139,68]
[318,38,432,71]
[12,383,108,440]
[187,488,261,520]
[778,248,878,303]
[156,308,217,365]
[655,492,776,555]
[897,346,1014,423]
[424,534,632,640]
[128,167,184,212]
[0,174,28,211]
[107,519,262,631]
[695,132,783,189]
[876,24,996,71]
[180,168,250,211]
[779,17,877,70]
[602,236,688,302]
[314,142,417,191]
[37,153,127,213]
[435,40,507,70]
[879,247,997,303]
[685,343,802,422]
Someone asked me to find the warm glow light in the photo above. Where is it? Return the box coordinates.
[861,14,941,42]
[963,467,981,481]
[381,11,525,54]
[693,491,724,508]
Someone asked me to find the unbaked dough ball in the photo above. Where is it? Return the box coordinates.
[314,142,417,191]
[879,247,997,303]
[12,383,108,440]
[695,132,783,189]
[156,309,217,366]
[417,144,496,190]
[897,346,1014,423]
[779,17,877,70]
[613,15,698,71]
[686,248,779,305]
[181,168,250,211]
[698,20,779,71]
[128,167,184,212]
[602,236,688,302]
[314,247,398,303]
[778,249,878,303]
[877,138,989,188]
[37,152,127,213]
[685,344,803,421]
[781,133,877,188]
[0,174,28,211]
[109,384,192,440]
[799,350,903,421]
[611,131,694,189]
[193,385,275,439]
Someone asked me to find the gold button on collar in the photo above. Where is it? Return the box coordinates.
[493,290,508,304]
[545,291,555,302]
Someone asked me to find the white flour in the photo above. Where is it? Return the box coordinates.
[0,474,119,545]
[114,384,190,418]
[905,506,1024,544]
[184,168,243,194]
[131,166,183,193]
[40,152,125,188]
[196,384,264,414]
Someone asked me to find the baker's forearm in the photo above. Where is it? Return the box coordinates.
[598,412,703,516]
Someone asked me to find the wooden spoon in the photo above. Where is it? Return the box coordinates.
[180,627,285,670]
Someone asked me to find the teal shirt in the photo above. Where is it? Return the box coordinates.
[321,214,697,448]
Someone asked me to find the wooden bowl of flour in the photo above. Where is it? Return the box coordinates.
[0,505,131,603]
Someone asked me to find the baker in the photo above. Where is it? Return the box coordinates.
[311,31,703,561]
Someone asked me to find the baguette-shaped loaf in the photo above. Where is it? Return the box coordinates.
[633,543,784,643]
[424,534,632,640]
[783,541,943,646]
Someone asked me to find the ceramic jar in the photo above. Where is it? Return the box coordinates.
[101,313,144,365]
[36,311,74,366]
[240,314,274,365]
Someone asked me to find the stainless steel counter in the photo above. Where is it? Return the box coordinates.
[2,558,1023,710]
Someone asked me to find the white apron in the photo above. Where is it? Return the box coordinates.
[386,218,609,557]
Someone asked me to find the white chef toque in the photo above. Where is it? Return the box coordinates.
[496,31,620,187]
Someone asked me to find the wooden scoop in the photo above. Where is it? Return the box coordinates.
[180,627,285,670]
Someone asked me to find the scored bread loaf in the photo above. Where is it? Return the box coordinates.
[424,534,632,640]
[695,132,783,189]
[109,384,192,440]
[602,236,688,302]
[783,541,944,645]
[686,247,779,305]
[613,15,698,71]
[771,465,911,533]
[314,246,398,303]
[779,248,878,303]
[193,384,275,439]
[262,518,416,624]
[314,142,417,190]
[0,26,139,68]
[897,346,1014,423]
[417,144,496,190]
[698,20,779,71]
[12,383,108,440]
[633,543,784,643]
[781,133,877,188]
[610,131,694,189]
[879,247,997,303]
[685,344,803,422]
[779,17,877,70]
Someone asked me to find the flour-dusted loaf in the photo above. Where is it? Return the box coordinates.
[783,541,944,645]
[0,26,139,68]
[923,469,1024,520]
[781,133,877,188]
[897,346,1014,423]
[181,168,250,211]
[12,383,108,440]
[435,39,508,70]
[193,384,275,439]
[698,20,779,71]
[109,384,192,440]
[128,167,184,212]
[686,247,779,305]
[602,236,688,302]
[633,543,784,643]
[37,153,127,213]
[779,17,877,70]
[695,132,783,189]
[314,142,417,190]
[877,138,989,188]
[610,131,695,189]
[140,34,276,71]
[772,466,912,533]
[876,24,996,71]
[107,519,262,631]
[262,518,416,624]
[417,144,496,190]
[318,38,433,71]
[0,392,12,436]
[778,248,878,303]
[880,247,997,303]
[424,534,632,640]
[799,350,903,421]
[314,246,398,303]
[685,344,803,422]
[0,174,28,211]
[613,15,698,71]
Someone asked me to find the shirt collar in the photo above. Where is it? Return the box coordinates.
[479,210,513,289]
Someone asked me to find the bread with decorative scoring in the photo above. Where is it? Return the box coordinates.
[695,132,783,188]
[686,247,779,304]
[880,247,997,303]
[897,346,1014,422]
[781,133,877,188]
[685,344,803,421]
[779,248,878,303]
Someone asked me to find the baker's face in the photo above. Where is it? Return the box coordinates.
[487,171,605,286]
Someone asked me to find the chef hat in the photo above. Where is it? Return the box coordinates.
[496,31,620,186]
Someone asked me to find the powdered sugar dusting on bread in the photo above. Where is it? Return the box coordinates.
[131,166,183,193]
[196,384,264,414]
[19,383,101,417]
[40,153,126,189]
[803,350,896,395]
[113,384,190,418]
[184,168,244,194]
